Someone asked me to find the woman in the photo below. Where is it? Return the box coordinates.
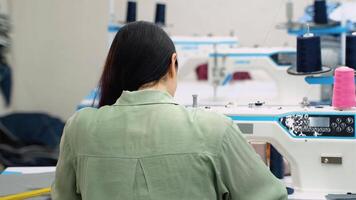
[52,21,287,200]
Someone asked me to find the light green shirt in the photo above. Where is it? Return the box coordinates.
[52,90,287,200]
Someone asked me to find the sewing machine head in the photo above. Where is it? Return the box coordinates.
[207,47,323,105]
[203,104,356,193]
[171,36,239,80]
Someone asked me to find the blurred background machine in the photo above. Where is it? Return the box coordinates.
[175,47,321,106]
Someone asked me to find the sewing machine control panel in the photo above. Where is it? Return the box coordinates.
[279,114,355,138]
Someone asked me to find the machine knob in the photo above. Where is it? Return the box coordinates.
[254,101,265,106]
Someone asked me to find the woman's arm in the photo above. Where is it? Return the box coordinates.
[218,123,288,200]
[51,119,81,200]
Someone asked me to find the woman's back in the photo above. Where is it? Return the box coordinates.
[52,90,287,200]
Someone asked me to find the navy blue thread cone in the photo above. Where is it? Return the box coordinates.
[126,1,137,23]
[314,0,328,24]
[346,33,356,70]
[155,3,166,26]
[288,32,331,75]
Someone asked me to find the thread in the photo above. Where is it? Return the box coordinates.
[126,1,137,23]
[296,35,322,73]
[270,146,284,179]
[346,33,356,70]
[332,66,356,110]
[155,3,166,25]
[314,0,328,24]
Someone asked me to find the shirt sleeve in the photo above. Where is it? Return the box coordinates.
[51,117,81,200]
[217,123,288,200]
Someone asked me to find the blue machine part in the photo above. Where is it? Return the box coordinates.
[305,76,356,85]
[288,23,352,36]
[229,112,356,139]
[222,74,233,86]
[108,23,121,33]
[77,88,100,110]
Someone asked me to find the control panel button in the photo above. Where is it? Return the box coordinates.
[331,123,338,128]
[336,127,342,133]
[336,118,342,124]
[341,123,347,129]
[347,127,354,133]
[347,117,354,124]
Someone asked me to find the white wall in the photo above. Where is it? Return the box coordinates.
[2,0,326,120]
[6,0,107,120]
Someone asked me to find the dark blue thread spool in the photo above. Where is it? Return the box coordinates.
[297,35,322,73]
[314,0,328,24]
[346,33,356,70]
[126,1,137,23]
[155,3,166,26]
[270,146,285,179]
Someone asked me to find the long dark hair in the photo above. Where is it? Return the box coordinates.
[98,21,177,107]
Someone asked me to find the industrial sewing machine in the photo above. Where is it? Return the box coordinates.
[204,47,323,105]
[172,36,239,80]
[203,104,356,194]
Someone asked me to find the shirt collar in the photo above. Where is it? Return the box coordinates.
[114,90,178,106]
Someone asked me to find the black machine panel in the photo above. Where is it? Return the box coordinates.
[279,114,355,138]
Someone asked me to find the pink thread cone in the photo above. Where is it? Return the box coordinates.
[332,66,356,110]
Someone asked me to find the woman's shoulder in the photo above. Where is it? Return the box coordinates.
[64,107,99,133]
[189,107,232,127]
[187,107,234,139]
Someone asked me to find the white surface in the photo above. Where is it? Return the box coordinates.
[175,80,278,106]
[4,167,56,174]
[330,2,356,22]
[284,177,326,200]
[288,192,326,200]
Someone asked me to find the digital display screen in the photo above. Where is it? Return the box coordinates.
[309,117,330,127]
